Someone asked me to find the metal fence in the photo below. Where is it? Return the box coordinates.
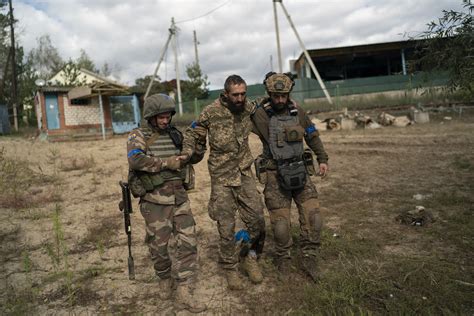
[180,72,449,114]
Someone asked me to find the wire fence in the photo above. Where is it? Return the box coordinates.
[178,73,454,117]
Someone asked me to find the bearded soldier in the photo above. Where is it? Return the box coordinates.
[126,94,206,313]
[181,75,266,290]
[251,72,329,281]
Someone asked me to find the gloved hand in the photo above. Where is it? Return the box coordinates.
[162,156,181,170]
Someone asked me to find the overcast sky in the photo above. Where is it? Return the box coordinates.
[11,0,464,90]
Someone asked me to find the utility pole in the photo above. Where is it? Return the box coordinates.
[273,0,283,72]
[8,0,19,131]
[144,32,172,99]
[172,18,183,115]
[145,18,183,116]
[193,30,199,66]
[275,0,333,104]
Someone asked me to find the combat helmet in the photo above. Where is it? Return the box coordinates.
[143,93,176,120]
[263,72,295,94]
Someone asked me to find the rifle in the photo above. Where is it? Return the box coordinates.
[119,181,135,280]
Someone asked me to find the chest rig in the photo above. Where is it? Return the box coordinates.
[129,127,195,198]
[266,103,307,190]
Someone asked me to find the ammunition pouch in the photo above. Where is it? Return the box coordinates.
[254,156,267,185]
[128,170,164,198]
[128,170,146,198]
[303,149,316,176]
[182,164,195,190]
[277,160,307,190]
[284,125,305,142]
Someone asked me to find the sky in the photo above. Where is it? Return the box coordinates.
[10,0,465,90]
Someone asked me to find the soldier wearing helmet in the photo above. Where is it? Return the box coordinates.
[181,75,266,290]
[251,72,329,282]
[126,93,206,313]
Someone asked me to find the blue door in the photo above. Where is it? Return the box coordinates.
[45,94,60,130]
[110,95,140,134]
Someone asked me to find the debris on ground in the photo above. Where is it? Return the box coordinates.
[412,193,432,201]
[395,206,436,226]
[410,108,430,123]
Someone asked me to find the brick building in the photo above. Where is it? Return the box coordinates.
[35,68,141,141]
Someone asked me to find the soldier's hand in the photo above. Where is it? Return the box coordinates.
[176,154,190,163]
[319,163,329,178]
[162,156,182,170]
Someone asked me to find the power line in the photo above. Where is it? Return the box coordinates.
[175,0,232,24]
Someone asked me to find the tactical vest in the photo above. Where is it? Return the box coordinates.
[268,113,307,190]
[145,131,182,181]
[129,126,196,198]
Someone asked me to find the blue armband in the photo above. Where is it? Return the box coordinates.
[305,124,317,135]
[235,229,251,243]
[127,149,144,158]
[191,121,198,129]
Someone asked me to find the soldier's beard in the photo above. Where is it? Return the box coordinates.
[227,101,245,114]
[271,102,286,112]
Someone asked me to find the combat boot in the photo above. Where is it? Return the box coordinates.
[241,255,263,284]
[226,270,244,290]
[301,254,319,282]
[175,284,207,313]
[276,258,293,274]
[157,277,173,300]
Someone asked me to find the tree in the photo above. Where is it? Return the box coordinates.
[130,75,170,95]
[49,59,88,86]
[418,0,474,97]
[181,62,209,101]
[26,35,64,80]
[76,48,97,72]
[0,1,11,101]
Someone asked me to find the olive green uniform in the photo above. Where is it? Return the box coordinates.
[182,94,265,270]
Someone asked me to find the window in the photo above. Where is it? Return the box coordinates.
[70,98,91,105]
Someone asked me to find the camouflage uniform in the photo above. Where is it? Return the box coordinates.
[182,94,266,270]
[252,74,328,263]
[127,96,198,284]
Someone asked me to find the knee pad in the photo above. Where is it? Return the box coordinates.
[273,218,290,246]
[302,199,322,232]
[270,208,291,246]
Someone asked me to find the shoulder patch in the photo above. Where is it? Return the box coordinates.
[128,133,138,141]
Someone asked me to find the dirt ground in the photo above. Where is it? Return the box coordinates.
[1,108,473,314]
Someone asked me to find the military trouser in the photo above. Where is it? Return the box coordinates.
[208,173,266,270]
[264,170,322,259]
[139,180,198,283]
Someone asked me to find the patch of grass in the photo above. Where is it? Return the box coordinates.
[452,156,473,171]
[0,147,58,209]
[59,155,95,172]
[71,215,121,254]
[1,282,37,315]
[245,227,473,315]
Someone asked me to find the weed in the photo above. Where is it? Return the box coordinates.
[452,156,472,171]
[0,147,57,209]
[71,215,121,254]
[22,249,32,273]
[59,155,96,172]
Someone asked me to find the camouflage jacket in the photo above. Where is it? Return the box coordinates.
[251,97,329,164]
[182,94,255,186]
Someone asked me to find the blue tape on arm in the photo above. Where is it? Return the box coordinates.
[191,121,198,129]
[127,149,144,158]
[305,124,317,135]
[235,229,251,243]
